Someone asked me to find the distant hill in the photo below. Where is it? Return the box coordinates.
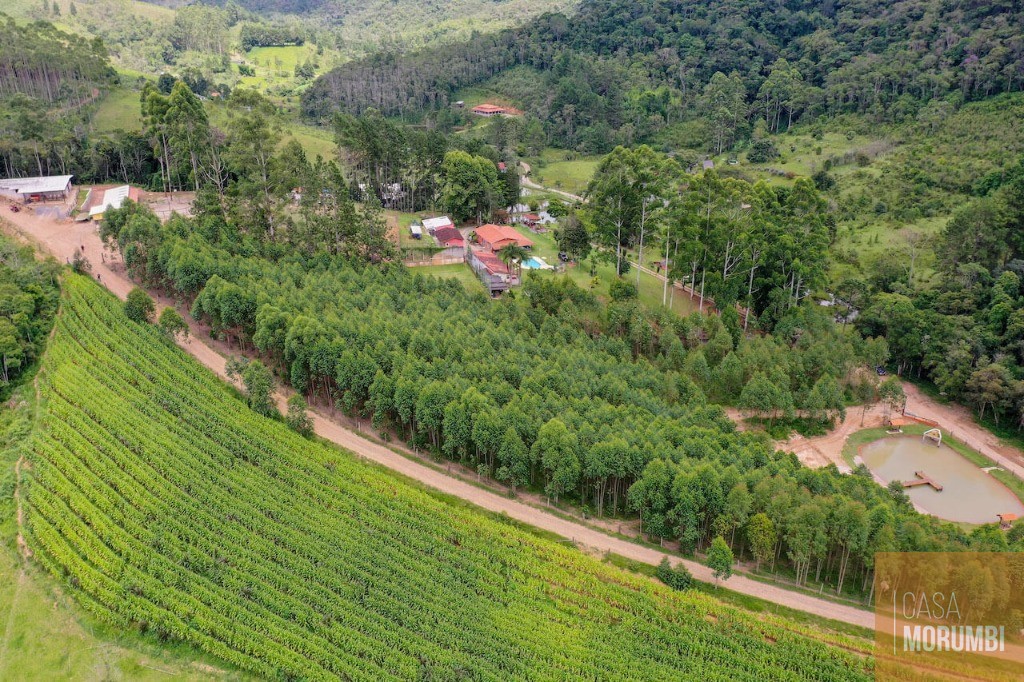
[303,0,1024,152]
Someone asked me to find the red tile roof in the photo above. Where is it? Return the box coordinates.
[433,226,464,245]
[472,103,506,114]
[474,224,533,250]
[472,249,509,275]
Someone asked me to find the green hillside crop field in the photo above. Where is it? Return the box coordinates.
[20,274,873,680]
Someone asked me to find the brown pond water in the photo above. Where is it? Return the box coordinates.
[859,435,1024,524]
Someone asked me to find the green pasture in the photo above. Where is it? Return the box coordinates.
[91,86,144,133]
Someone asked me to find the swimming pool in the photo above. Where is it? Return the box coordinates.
[521,256,549,270]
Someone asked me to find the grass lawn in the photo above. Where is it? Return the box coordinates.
[414,262,485,293]
[238,45,321,94]
[506,224,700,317]
[91,86,144,133]
[284,124,337,161]
[528,149,600,196]
[386,210,433,249]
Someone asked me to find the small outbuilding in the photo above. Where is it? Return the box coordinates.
[422,216,455,234]
[409,224,423,240]
[433,226,464,248]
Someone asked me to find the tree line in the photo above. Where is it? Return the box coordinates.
[583,145,831,331]
[0,235,60,399]
[0,16,113,106]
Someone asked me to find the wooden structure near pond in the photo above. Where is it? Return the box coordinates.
[902,471,943,491]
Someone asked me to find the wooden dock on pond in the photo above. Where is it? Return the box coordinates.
[902,471,943,491]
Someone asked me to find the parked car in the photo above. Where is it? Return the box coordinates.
[557,251,569,262]
[876,366,887,376]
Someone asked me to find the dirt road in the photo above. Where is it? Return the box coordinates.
[726,403,889,472]
[728,384,1024,481]
[4,206,878,629]
[900,382,1024,476]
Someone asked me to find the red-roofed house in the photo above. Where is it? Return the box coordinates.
[467,248,518,295]
[474,224,533,251]
[472,103,507,117]
[433,226,464,248]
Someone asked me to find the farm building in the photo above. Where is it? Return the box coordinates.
[0,174,73,203]
[89,185,141,221]
[467,248,517,295]
[472,103,507,117]
[409,224,423,239]
[474,224,533,252]
[422,216,454,234]
[433,226,464,248]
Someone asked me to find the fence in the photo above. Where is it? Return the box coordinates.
[404,255,464,267]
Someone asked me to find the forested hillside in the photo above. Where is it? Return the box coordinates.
[857,158,1024,429]
[0,16,117,176]
[304,0,1024,153]
[24,274,874,680]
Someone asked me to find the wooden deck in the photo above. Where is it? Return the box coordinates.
[902,471,943,491]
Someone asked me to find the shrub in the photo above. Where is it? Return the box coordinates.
[609,279,637,301]
[286,394,314,437]
[746,139,779,163]
[812,170,836,191]
[124,288,155,324]
[656,557,693,591]
[71,251,91,274]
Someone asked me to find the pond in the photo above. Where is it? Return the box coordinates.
[858,435,1024,524]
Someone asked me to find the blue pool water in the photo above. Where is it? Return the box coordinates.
[521,257,544,269]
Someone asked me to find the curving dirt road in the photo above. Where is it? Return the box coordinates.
[519,162,584,203]
[6,206,874,628]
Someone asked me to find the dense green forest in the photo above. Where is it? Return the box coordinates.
[304,0,1024,154]
[859,159,1024,429]
[24,273,874,680]
[0,234,61,399]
